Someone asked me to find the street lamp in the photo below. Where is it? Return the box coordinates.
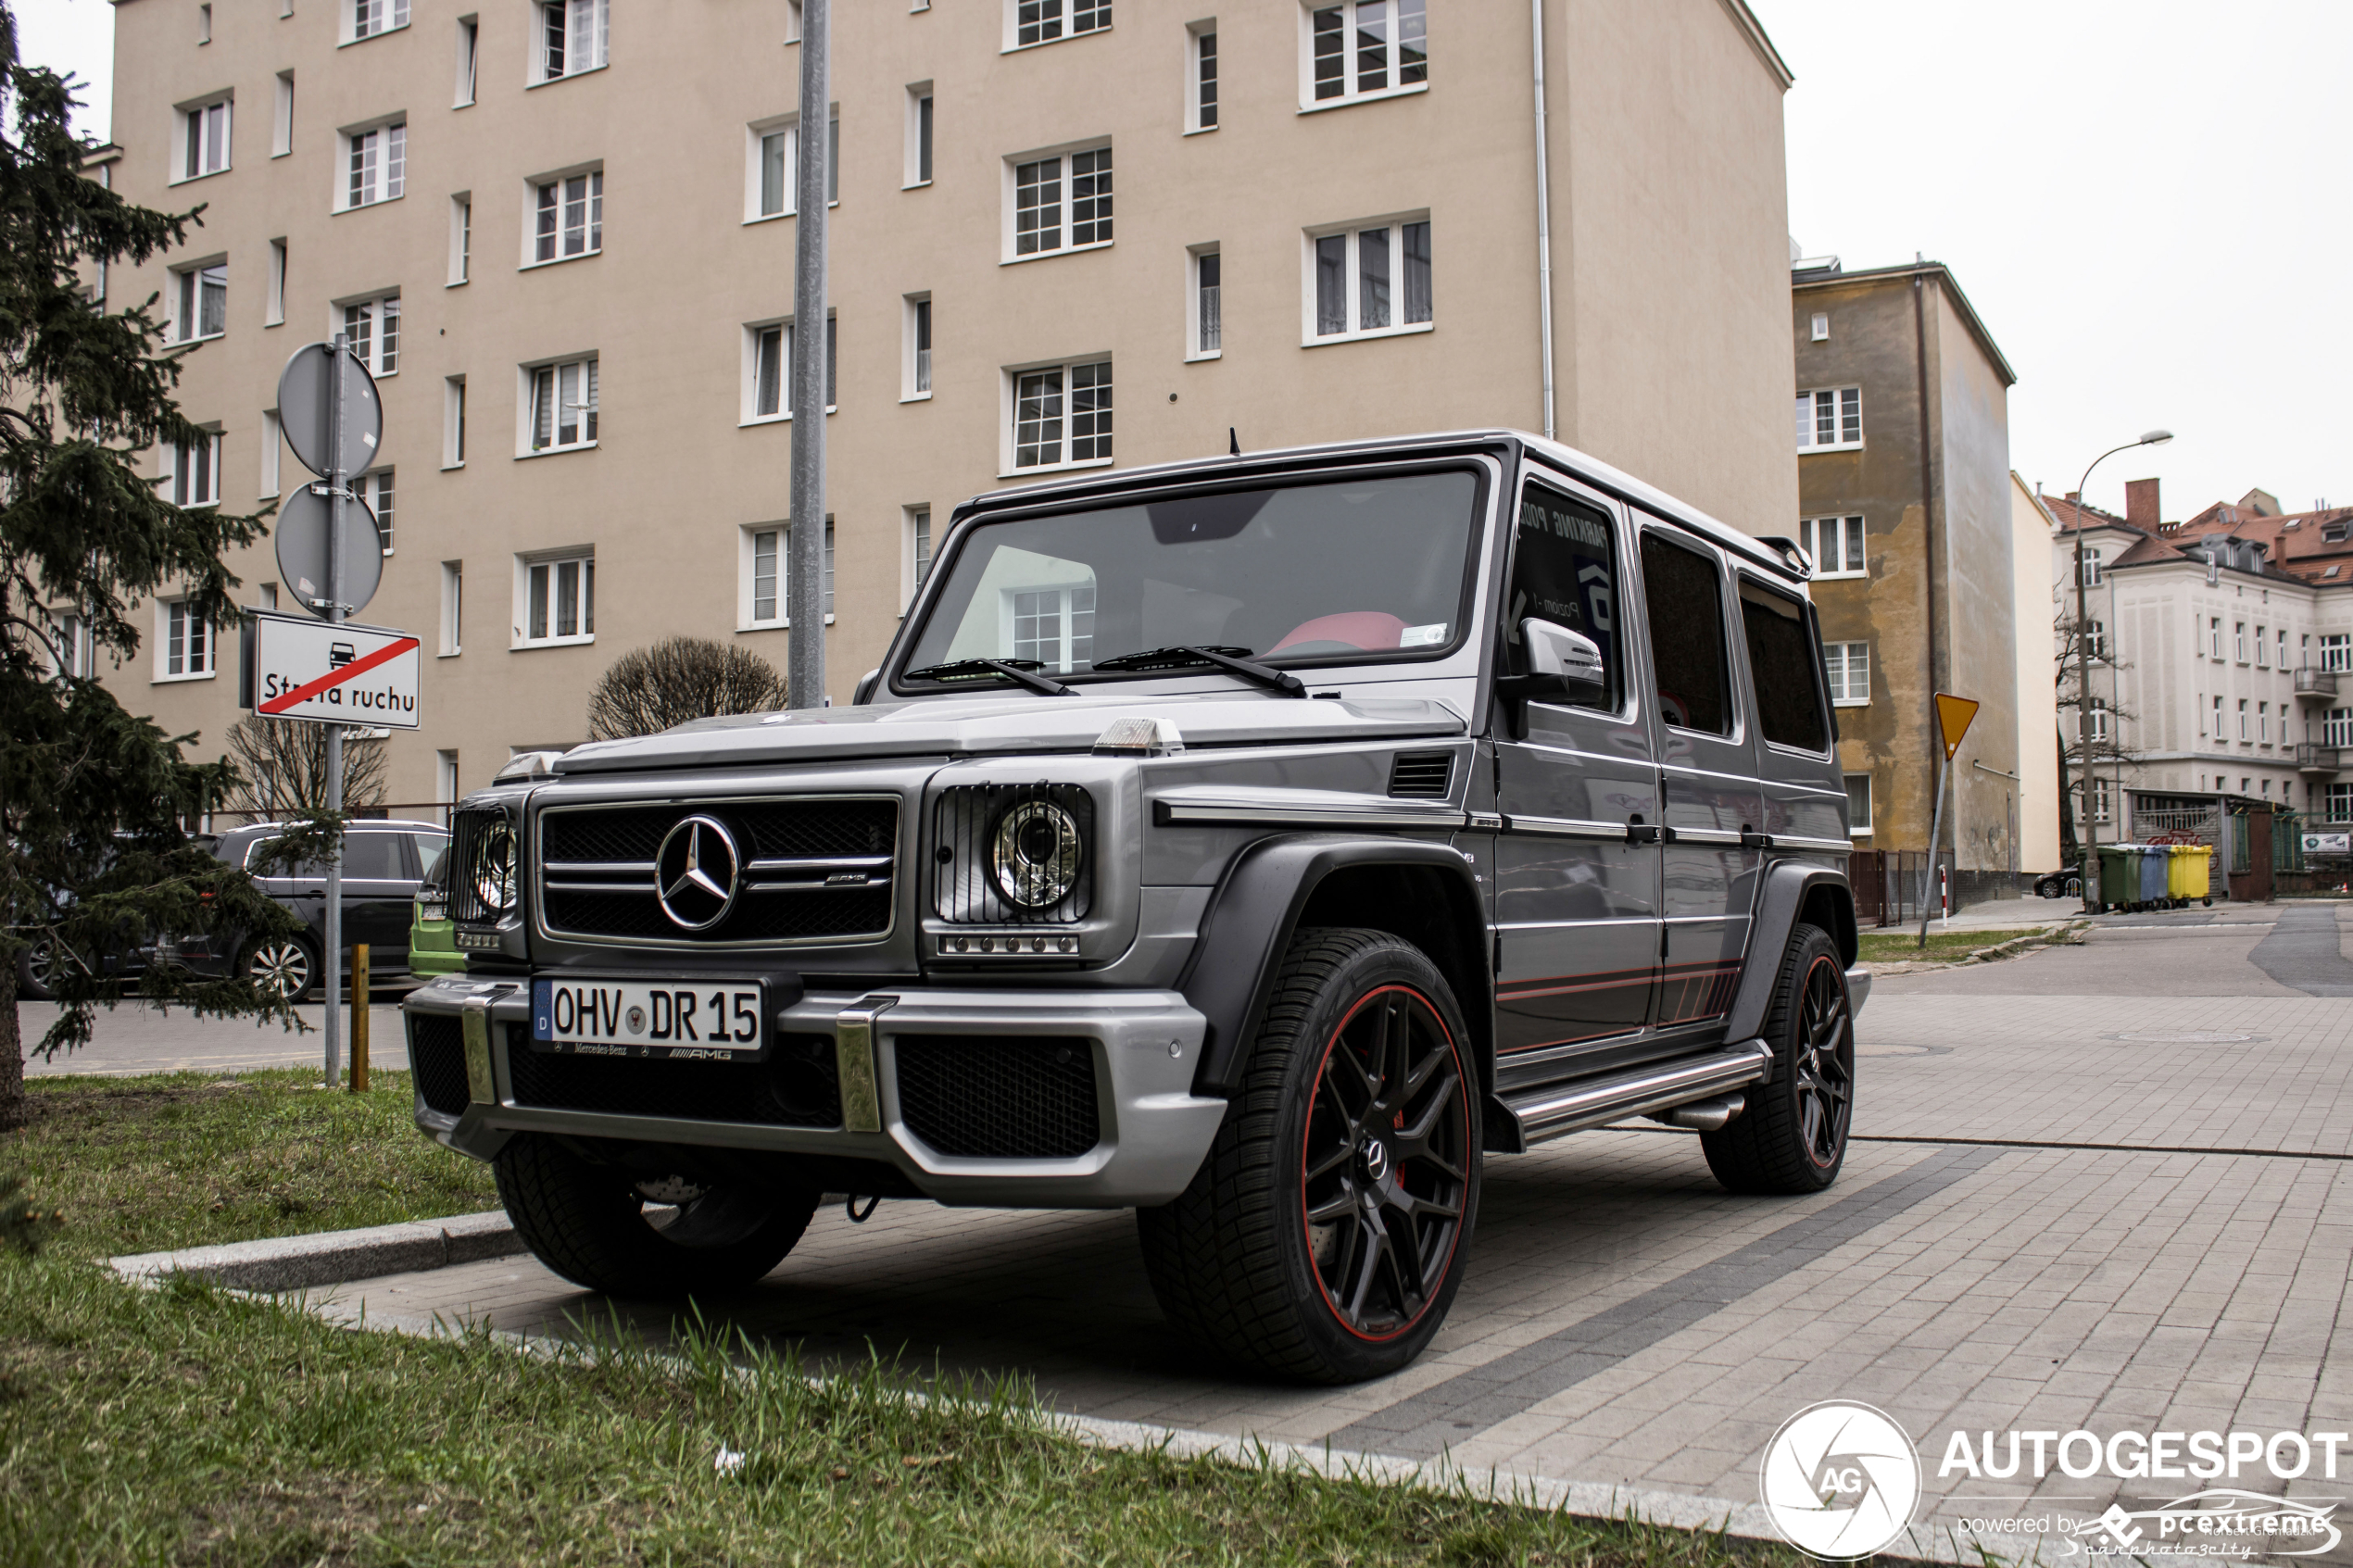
[2068,429,2172,910]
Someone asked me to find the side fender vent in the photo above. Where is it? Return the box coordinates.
[1388,750,1454,798]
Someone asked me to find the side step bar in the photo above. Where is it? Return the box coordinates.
[1498,1039,1773,1148]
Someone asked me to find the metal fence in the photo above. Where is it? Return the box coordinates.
[1850,848,1951,927]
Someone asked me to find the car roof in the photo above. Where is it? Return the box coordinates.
[227,819,447,837]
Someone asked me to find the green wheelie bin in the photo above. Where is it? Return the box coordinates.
[2085,845,2135,912]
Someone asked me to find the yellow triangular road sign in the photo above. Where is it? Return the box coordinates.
[1935,693,1980,762]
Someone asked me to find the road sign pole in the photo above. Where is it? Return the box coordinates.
[785,0,829,711]
[323,335,346,1087]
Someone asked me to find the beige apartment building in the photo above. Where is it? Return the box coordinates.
[93,0,1798,811]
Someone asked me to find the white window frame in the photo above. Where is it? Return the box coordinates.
[1001,581,1097,673]
[1296,0,1427,112]
[741,317,835,426]
[901,295,933,401]
[904,504,933,610]
[448,193,472,284]
[1002,139,1114,263]
[2088,776,2113,824]
[443,375,467,469]
[2322,633,2353,673]
[259,409,282,498]
[745,112,838,223]
[2328,782,2353,822]
[45,606,94,681]
[2084,619,2107,661]
[338,119,407,211]
[2210,615,2225,660]
[2079,547,2103,587]
[1187,19,1219,133]
[455,16,480,107]
[266,239,287,325]
[522,165,603,268]
[1824,641,1869,707]
[2259,700,2271,746]
[271,72,294,157]
[2209,694,2222,739]
[1189,245,1222,360]
[1794,385,1863,452]
[512,548,597,647]
[344,0,411,45]
[1798,515,1865,579]
[1843,773,1871,836]
[1000,357,1113,478]
[165,428,223,508]
[2237,698,2249,742]
[529,0,610,85]
[904,82,934,187]
[174,94,233,184]
[2088,696,2110,744]
[1302,213,1432,345]
[2257,625,2270,668]
[737,520,833,631]
[155,596,217,681]
[2235,621,2248,663]
[359,468,395,556]
[2279,628,2290,670]
[2327,709,2353,749]
[171,257,229,344]
[518,354,599,457]
[439,560,464,656]
[336,291,400,376]
[1004,0,1113,53]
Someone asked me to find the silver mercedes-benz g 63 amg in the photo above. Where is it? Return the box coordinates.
[405,429,1865,1384]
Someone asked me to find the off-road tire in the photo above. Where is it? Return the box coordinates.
[1700,922,1853,1195]
[494,1134,820,1298]
[1137,927,1480,1384]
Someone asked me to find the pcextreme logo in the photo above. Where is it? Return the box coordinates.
[1758,1401,1922,1559]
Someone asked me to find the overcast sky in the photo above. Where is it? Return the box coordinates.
[18,1,2350,524]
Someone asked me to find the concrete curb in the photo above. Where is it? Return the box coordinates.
[109,1210,521,1293]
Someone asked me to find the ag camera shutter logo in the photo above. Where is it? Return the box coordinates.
[1759,1401,1921,1559]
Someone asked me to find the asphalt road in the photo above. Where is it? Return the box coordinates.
[19,991,413,1077]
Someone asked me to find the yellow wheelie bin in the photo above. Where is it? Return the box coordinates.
[2168,843,2212,906]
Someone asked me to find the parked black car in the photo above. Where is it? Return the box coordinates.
[166,820,450,999]
[12,832,214,1000]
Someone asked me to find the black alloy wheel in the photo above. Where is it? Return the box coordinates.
[1788,953,1854,1172]
[17,938,63,1001]
[1701,922,1854,1194]
[1302,985,1471,1341]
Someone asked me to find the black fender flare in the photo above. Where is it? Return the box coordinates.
[1720,859,1856,1046]
[1176,833,1489,1098]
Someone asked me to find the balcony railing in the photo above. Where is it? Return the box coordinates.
[2296,665,2340,698]
[2296,743,2341,773]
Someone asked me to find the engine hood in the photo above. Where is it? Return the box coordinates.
[551,690,1468,775]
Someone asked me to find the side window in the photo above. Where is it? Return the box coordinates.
[341,832,402,880]
[1739,579,1829,752]
[1639,532,1731,734]
[1505,483,1621,710]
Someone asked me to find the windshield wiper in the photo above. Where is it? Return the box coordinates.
[901,658,1074,696]
[1089,646,1306,697]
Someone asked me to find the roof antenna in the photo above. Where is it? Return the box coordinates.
[1228,427,1239,457]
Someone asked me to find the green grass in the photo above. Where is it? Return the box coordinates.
[0,1072,1802,1566]
[1854,926,2058,966]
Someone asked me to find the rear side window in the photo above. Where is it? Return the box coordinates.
[1505,483,1622,710]
[251,830,403,880]
[411,833,448,878]
[1740,580,1830,752]
[1639,532,1730,734]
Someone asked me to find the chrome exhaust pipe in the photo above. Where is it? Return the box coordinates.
[1650,1094,1745,1133]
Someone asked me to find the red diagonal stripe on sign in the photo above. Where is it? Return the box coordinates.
[259,636,420,715]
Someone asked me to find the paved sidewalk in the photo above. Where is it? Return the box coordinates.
[299,929,2353,1556]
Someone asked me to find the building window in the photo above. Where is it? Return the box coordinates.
[449,194,472,283]
[170,431,221,508]
[1010,360,1112,471]
[531,169,602,263]
[745,318,836,423]
[342,294,399,376]
[1012,0,1111,49]
[904,295,932,399]
[517,551,596,646]
[1307,218,1431,341]
[1843,773,1871,835]
[1189,22,1218,131]
[1012,144,1113,257]
[1010,583,1096,672]
[908,505,933,602]
[1798,515,1864,578]
[2256,625,2270,667]
[2086,696,2110,744]
[179,97,232,181]
[444,376,467,467]
[2279,628,2290,669]
[174,262,227,342]
[456,17,480,105]
[741,520,833,628]
[2259,701,2271,744]
[2235,621,2247,662]
[200,5,213,44]
[2084,620,2108,660]
[344,121,406,208]
[536,0,609,82]
[2329,782,2353,822]
[750,114,838,220]
[2210,694,2223,739]
[158,598,215,678]
[2322,633,2353,672]
[1190,247,1222,357]
[1823,641,1869,706]
[527,357,598,452]
[1303,0,1427,107]
[439,560,463,655]
[349,0,410,42]
[359,469,395,554]
[260,410,281,497]
[906,84,934,185]
[271,71,294,156]
[267,239,287,324]
[1794,386,1862,451]
[2237,698,2249,741]
[46,608,94,681]
[2088,776,2112,824]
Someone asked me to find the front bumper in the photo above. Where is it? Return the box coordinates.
[402,975,1225,1208]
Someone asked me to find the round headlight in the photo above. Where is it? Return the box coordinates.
[990,800,1082,909]
[471,818,517,915]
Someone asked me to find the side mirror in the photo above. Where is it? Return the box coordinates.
[1494,619,1606,738]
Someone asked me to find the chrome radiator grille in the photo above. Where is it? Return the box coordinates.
[537,797,899,945]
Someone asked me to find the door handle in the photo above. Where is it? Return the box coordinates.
[1740,829,1774,849]
[1626,819,1663,846]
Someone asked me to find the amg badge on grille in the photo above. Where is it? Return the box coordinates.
[655,815,741,931]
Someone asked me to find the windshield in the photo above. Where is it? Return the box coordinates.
[900,470,1483,684]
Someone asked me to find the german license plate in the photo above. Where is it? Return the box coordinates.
[530,978,765,1060]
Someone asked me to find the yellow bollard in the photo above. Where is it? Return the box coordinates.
[350,943,370,1092]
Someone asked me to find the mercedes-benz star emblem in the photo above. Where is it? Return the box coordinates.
[654,815,741,932]
[1363,1138,1390,1182]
